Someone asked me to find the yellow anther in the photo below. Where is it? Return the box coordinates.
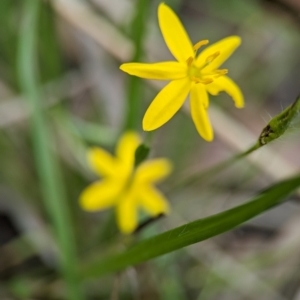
[186,57,194,67]
[205,51,220,63]
[193,39,209,51]
[214,69,228,78]
[201,78,214,84]
[191,76,213,85]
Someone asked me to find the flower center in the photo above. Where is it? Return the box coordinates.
[186,40,228,85]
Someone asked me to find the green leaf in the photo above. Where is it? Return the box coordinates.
[81,174,300,279]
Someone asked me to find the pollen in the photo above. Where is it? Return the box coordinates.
[214,69,228,77]
[193,40,209,52]
[191,76,213,85]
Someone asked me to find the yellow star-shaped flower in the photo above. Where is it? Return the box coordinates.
[120,3,244,141]
[79,132,172,234]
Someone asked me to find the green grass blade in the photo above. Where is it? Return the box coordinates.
[18,1,83,299]
[82,174,300,279]
[124,0,150,130]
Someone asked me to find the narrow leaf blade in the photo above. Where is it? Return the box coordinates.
[82,174,300,279]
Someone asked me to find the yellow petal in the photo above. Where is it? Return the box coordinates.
[206,76,244,108]
[196,36,241,71]
[120,62,187,80]
[87,147,116,177]
[135,159,172,184]
[190,84,214,141]
[143,78,191,131]
[116,193,138,234]
[138,185,170,216]
[79,180,121,211]
[158,3,194,63]
[116,132,141,177]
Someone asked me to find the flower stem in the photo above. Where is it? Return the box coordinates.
[171,95,300,191]
[171,142,260,190]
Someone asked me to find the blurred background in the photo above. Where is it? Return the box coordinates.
[1,0,300,299]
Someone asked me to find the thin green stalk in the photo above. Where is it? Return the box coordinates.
[170,142,260,190]
[124,0,150,130]
[173,95,300,190]
[18,1,83,299]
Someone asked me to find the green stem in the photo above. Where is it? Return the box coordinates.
[185,95,300,190]
[124,0,150,130]
[18,1,83,299]
[171,142,260,190]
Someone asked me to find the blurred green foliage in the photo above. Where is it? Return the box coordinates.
[0,0,299,299]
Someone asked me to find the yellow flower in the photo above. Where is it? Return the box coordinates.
[79,132,172,234]
[120,3,244,141]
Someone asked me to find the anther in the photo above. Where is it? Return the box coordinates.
[191,76,213,85]
[201,78,214,84]
[186,57,194,67]
[214,69,228,77]
[193,39,209,51]
[206,51,220,63]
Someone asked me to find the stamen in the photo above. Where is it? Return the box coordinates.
[191,76,213,85]
[186,57,194,67]
[214,69,228,78]
[205,51,220,63]
[193,39,209,51]
[201,78,214,84]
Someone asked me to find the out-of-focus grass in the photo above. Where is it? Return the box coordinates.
[123,0,149,130]
[17,0,82,299]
